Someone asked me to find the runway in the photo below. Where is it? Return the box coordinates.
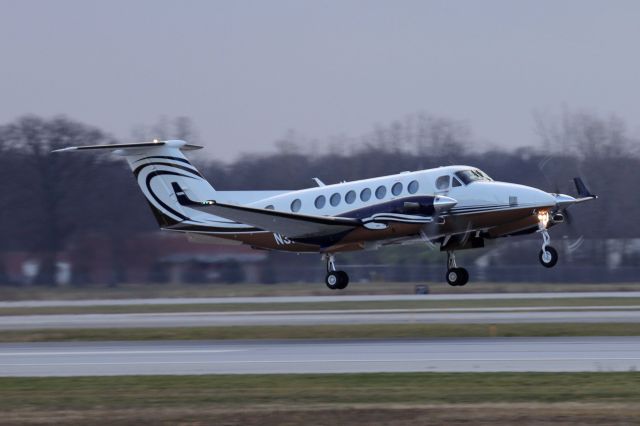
[2,308,640,330]
[0,337,638,376]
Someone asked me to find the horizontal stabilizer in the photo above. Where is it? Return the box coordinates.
[52,140,203,153]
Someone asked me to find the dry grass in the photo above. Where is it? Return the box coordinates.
[5,403,640,426]
[4,322,640,342]
[2,297,640,316]
[1,373,639,425]
[1,282,640,301]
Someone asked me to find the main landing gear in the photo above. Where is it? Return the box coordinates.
[446,251,469,286]
[538,229,558,268]
[324,254,349,290]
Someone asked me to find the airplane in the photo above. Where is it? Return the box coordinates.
[54,139,597,290]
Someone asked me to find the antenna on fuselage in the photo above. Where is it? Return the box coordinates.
[312,177,326,187]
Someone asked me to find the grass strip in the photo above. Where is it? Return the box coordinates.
[2,297,640,316]
[1,372,639,412]
[2,282,640,301]
[3,322,640,342]
[5,404,640,426]
[2,372,639,424]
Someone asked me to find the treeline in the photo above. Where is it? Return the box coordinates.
[0,112,638,285]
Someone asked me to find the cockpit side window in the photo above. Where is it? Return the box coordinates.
[452,176,463,187]
[455,169,492,184]
[435,175,450,190]
[477,169,493,180]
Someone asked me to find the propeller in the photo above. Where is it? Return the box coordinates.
[538,156,586,253]
[418,195,458,250]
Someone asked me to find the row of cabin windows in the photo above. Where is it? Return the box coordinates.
[285,180,420,212]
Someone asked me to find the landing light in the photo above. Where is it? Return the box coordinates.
[537,210,550,229]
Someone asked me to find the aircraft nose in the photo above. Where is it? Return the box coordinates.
[521,186,557,206]
[489,182,556,207]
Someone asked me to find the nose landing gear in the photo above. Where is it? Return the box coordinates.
[324,254,349,290]
[446,251,469,286]
[538,229,558,268]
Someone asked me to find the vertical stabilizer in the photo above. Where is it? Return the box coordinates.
[54,140,216,227]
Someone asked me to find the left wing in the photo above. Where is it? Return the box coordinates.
[187,200,361,239]
[172,182,452,239]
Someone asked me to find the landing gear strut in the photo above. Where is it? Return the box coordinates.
[538,229,558,268]
[324,254,349,290]
[446,251,469,286]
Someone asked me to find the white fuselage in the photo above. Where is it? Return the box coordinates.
[244,165,555,220]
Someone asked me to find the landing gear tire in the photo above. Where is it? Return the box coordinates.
[336,271,349,289]
[539,246,558,268]
[446,267,469,286]
[325,271,349,290]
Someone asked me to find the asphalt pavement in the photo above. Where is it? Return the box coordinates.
[2,308,640,330]
[0,337,638,376]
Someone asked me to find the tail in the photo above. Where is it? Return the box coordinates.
[53,140,215,227]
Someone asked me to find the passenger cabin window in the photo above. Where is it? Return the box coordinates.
[455,169,493,185]
[360,188,372,202]
[330,193,341,206]
[391,182,403,196]
[291,199,302,212]
[314,195,326,209]
[408,180,419,194]
[375,185,387,199]
[345,190,356,204]
[435,175,450,190]
[452,177,463,187]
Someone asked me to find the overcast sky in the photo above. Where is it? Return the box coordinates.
[1,0,639,160]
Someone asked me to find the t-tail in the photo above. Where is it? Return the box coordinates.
[53,140,215,227]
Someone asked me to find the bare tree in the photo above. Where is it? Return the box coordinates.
[0,116,115,285]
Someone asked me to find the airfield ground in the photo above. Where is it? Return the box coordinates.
[2,281,640,301]
[2,373,640,425]
[2,323,640,343]
[2,284,640,424]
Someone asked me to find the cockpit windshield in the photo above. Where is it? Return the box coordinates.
[455,169,493,185]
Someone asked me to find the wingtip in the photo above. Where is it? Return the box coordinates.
[51,146,78,153]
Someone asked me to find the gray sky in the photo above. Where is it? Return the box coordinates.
[1,0,639,160]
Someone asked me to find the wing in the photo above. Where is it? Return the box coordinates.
[189,201,361,239]
[172,183,455,239]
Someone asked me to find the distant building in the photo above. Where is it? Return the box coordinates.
[1,232,267,285]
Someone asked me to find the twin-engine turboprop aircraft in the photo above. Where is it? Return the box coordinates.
[54,140,597,289]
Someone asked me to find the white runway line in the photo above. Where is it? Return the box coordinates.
[0,349,243,357]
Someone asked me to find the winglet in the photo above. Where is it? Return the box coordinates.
[51,146,80,153]
[573,177,597,199]
[171,182,217,207]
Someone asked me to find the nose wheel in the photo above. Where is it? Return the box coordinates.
[538,229,558,268]
[539,246,558,268]
[446,267,469,286]
[324,254,349,290]
[446,251,469,286]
